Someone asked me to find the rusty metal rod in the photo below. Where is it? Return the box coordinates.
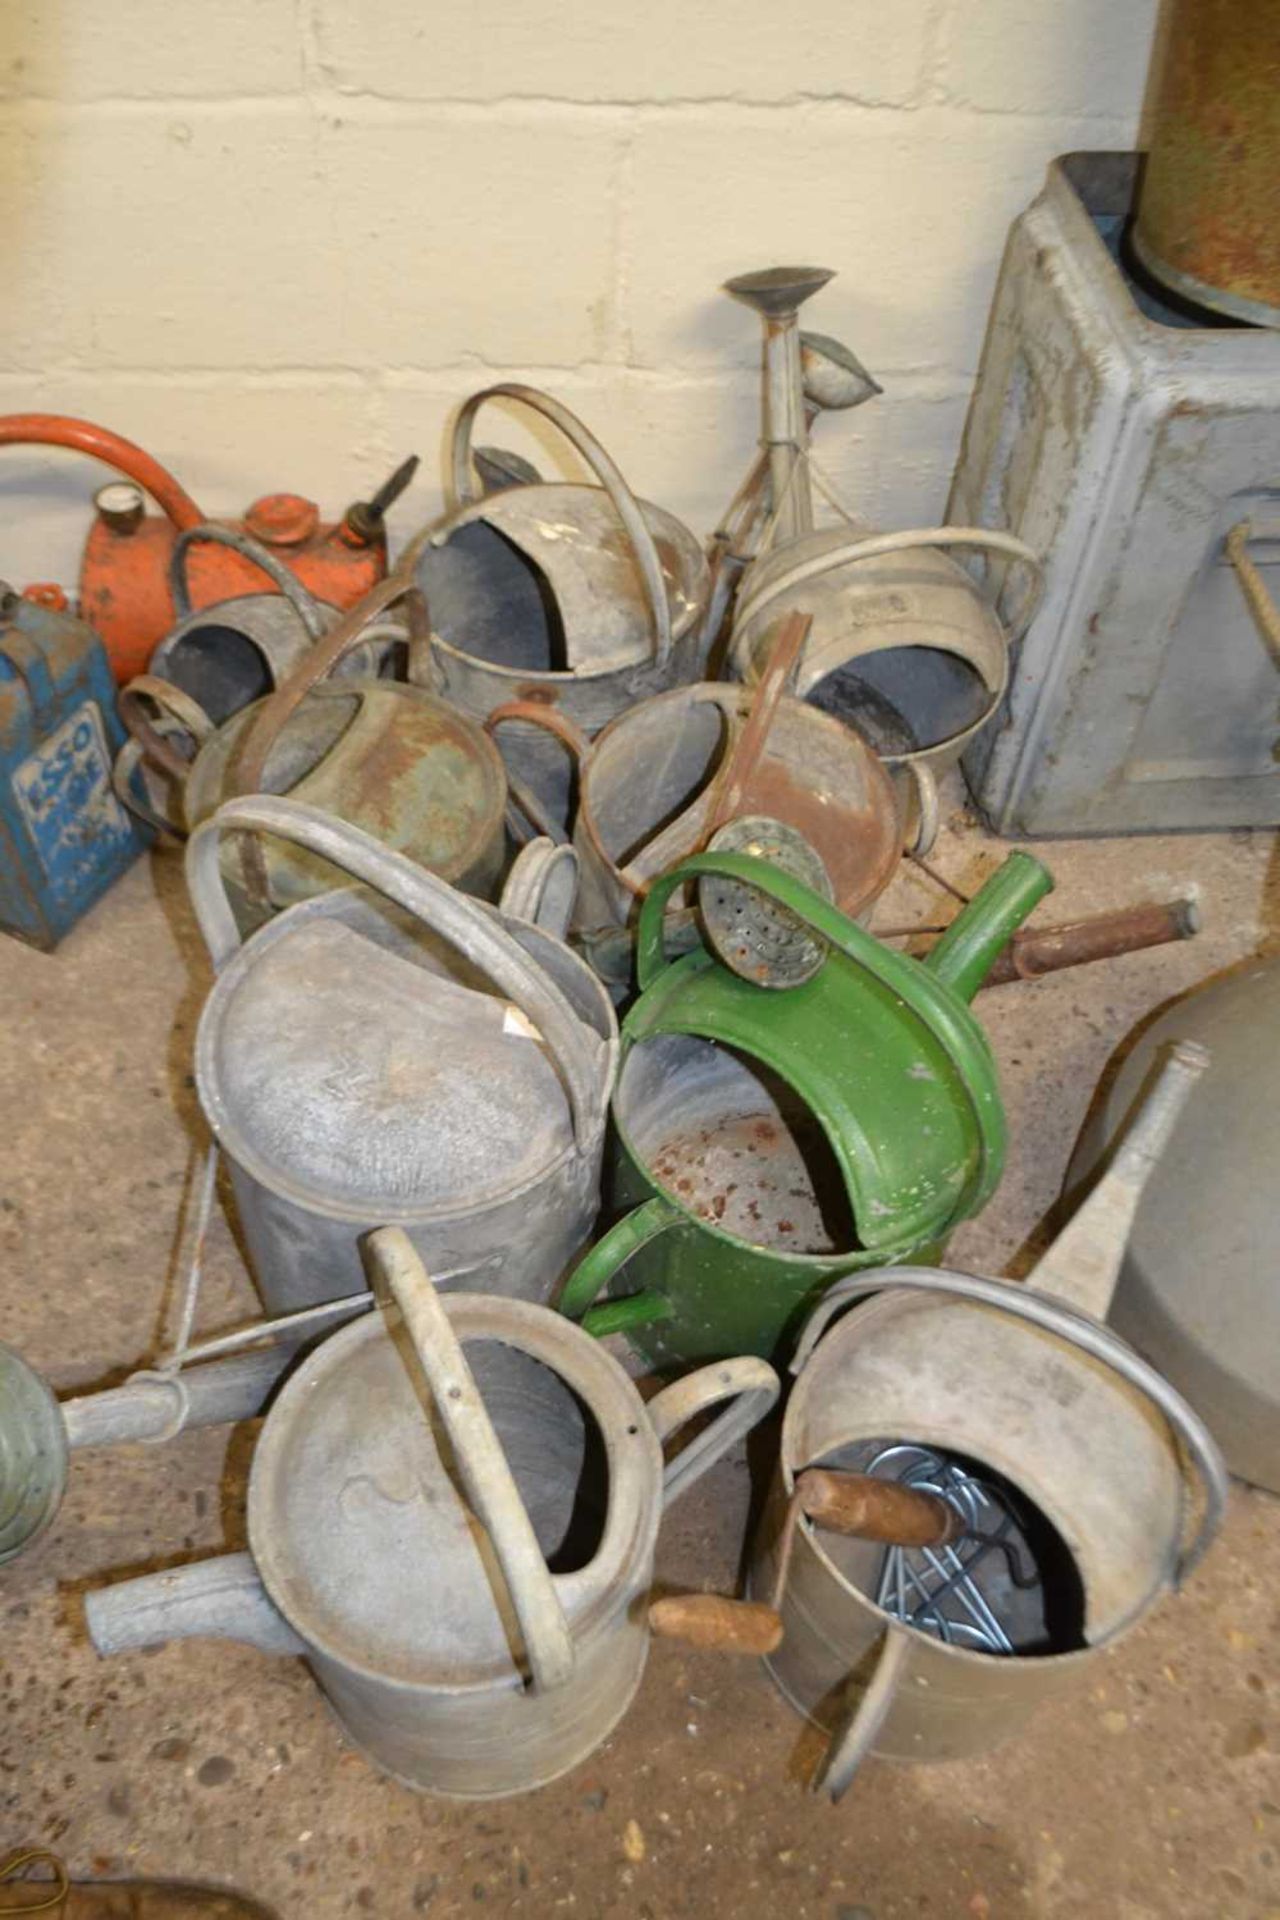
[979,897,1200,986]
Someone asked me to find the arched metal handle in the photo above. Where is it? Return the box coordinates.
[228,570,430,803]
[788,1266,1228,1586]
[369,1228,576,1694]
[500,838,580,939]
[646,1356,779,1507]
[169,523,329,636]
[112,736,185,838]
[118,672,214,784]
[733,527,1045,647]
[485,698,591,846]
[185,796,605,1153]
[450,384,673,665]
[815,1627,910,1802]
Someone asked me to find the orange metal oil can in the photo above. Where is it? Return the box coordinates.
[0,415,415,683]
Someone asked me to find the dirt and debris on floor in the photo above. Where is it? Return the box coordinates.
[1,804,1277,1918]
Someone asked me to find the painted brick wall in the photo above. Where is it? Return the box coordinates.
[0,0,1156,588]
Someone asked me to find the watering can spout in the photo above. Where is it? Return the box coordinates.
[923,851,1054,1003]
[1030,1040,1210,1321]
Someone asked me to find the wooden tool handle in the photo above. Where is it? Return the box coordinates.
[648,1593,784,1656]
[797,1467,961,1548]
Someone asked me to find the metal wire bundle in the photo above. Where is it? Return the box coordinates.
[869,1442,1039,1654]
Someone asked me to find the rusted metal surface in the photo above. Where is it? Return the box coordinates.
[976,897,1200,986]
[951,152,1280,834]
[187,682,508,916]
[502,681,904,941]
[1134,0,1280,326]
[648,1109,850,1256]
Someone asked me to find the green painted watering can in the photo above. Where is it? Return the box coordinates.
[559,848,1052,1365]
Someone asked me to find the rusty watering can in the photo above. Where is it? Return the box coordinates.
[486,678,935,957]
[751,1043,1227,1798]
[723,268,1045,776]
[188,797,617,1315]
[85,1231,779,1799]
[558,847,1053,1365]
[403,385,711,832]
[119,574,508,930]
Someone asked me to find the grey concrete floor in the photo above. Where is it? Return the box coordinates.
[1,803,1278,1918]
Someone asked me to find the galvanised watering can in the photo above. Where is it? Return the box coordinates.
[559,848,1052,1366]
[404,386,711,834]
[752,1043,1226,1798]
[85,1232,778,1800]
[119,574,508,932]
[188,797,616,1316]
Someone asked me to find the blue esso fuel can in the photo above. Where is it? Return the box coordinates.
[0,586,150,948]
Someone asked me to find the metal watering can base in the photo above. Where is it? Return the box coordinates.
[560,847,1053,1364]
[84,1234,779,1800]
[749,1043,1228,1799]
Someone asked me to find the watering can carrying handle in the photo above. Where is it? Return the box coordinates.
[733,526,1045,646]
[118,672,216,786]
[485,700,592,846]
[788,1266,1228,1587]
[646,1356,780,1507]
[112,737,184,838]
[499,837,581,941]
[557,1195,679,1335]
[634,848,1049,1007]
[368,1228,577,1694]
[169,522,330,637]
[227,569,433,804]
[813,1627,911,1803]
[186,796,604,1150]
[450,384,674,667]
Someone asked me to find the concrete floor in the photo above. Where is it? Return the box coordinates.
[2,802,1278,1918]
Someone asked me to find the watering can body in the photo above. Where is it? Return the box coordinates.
[188,798,617,1315]
[85,1270,779,1799]
[729,521,1043,778]
[559,850,1052,1365]
[404,387,711,832]
[750,1047,1226,1793]
[491,680,911,946]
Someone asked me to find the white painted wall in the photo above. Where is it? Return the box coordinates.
[0,0,1158,589]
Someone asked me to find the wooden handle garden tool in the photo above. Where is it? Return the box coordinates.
[648,1467,962,1656]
